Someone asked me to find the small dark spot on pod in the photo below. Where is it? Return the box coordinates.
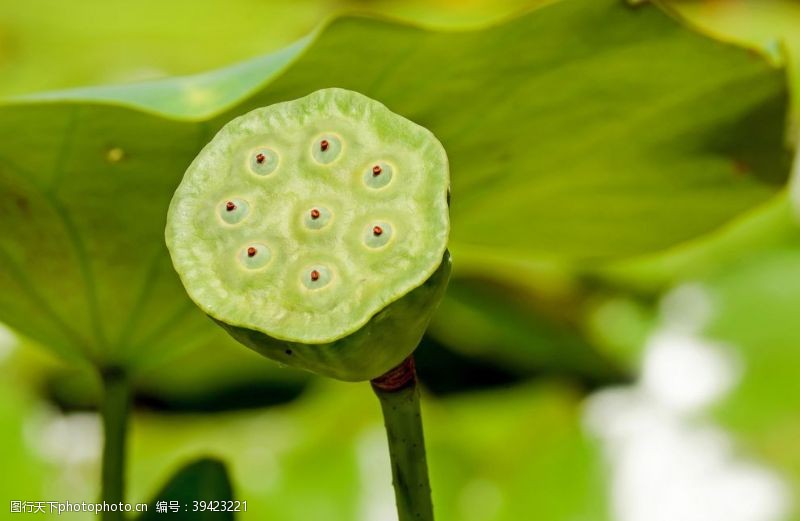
[304,206,332,229]
[302,264,332,288]
[285,349,293,356]
[250,148,279,176]
[363,161,392,189]
[365,222,392,248]
[240,242,271,269]
[220,198,249,224]
[312,135,341,164]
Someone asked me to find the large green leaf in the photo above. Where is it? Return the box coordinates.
[0,0,789,368]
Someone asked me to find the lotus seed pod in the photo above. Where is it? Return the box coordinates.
[165,88,451,382]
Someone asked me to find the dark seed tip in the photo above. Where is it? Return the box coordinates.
[320,140,329,151]
[310,269,320,282]
[225,201,236,211]
[255,153,266,164]
[310,208,320,219]
[373,225,383,236]
[247,247,257,257]
[372,165,382,176]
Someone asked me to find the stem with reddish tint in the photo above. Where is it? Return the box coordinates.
[371,357,434,521]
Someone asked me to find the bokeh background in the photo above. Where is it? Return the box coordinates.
[1,0,799,520]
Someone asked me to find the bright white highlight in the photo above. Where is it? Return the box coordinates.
[585,284,793,521]
[26,409,102,465]
[23,406,103,500]
[641,331,739,414]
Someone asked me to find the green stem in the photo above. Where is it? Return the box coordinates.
[100,367,131,521]
[371,356,434,521]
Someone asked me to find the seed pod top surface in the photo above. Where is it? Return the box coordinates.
[165,88,449,345]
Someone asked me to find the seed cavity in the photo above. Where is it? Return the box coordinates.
[311,134,342,164]
[364,222,393,248]
[219,198,249,225]
[302,265,332,289]
[250,148,279,176]
[239,242,272,270]
[303,205,332,230]
[363,161,393,189]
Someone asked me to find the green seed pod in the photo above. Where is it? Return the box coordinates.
[165,88,450,382]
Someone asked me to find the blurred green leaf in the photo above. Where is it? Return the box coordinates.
[138,458,235,521]
[0,0,542,98]
[429,278,625,383]
[0,0,789,370]
[667,0,800,123]
[46,353,310,414]
[0,371,53,502]
[11,335,312,413]
[596,194,800,295]
[127,379,606,521]
[425,382,608,521]
[702,247,800,501]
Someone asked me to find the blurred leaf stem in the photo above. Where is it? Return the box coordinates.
[100,367,131,521]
